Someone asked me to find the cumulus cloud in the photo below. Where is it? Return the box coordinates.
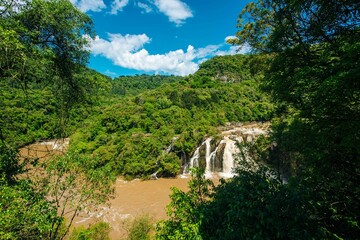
[69,0,106,12]
[70,0,193,25]
[225,36,238,42]
[196,45,222,59]
[215,36,251,55]
[153,0,193,26]
[104,70,118,77]
[215,46,238,56]
[89,33,198,76]
[110,0,129,14]
[88,33,247,76]
[136,2,153,13]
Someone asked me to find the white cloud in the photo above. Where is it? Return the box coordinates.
[215,46,238,56]
[89,33,198,76]
[136,2,153,13]
[154,0,193,26]
[225,36,237,41]
[104,70,118,77]
[70,0,106,12]
[196,45,222,59]
[215,44,251,56]
[88,33,247,76]
[213,36,250,55]
[110,0,129,14]
[70,0,193,25]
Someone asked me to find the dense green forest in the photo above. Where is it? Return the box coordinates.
[111,75,183,96]
[1,0,359,239]
[70,53,274,179]
[0,66,111,146]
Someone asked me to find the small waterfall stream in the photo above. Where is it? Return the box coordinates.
[205,138,212,177]
[189,147,200,168]
[221,137,238,178]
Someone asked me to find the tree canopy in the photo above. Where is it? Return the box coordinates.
[0,1,113,239]
[0,0,105,141]
[225,0,360,238]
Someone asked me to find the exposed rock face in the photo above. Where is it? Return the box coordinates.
[214,143,226,172]
[187,122,269,178]
[198,142,207,169]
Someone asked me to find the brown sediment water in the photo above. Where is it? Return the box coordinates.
[19,140,190,239]
[19,138,69,160]
[74,177,190,239]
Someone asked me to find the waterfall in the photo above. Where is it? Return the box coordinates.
[187,137,240,178]
[166,144,172,153]
[182,163,188,174]
[184,123,269,178]
[204,138,212,178]
[219,137,237,178]
[166,136,178,153]
[190,147,200,168]
[209,145,219,172]
[180,163,189,178]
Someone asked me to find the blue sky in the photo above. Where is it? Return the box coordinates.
[70,0,250,77]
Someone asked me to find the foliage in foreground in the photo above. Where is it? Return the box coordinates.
[69,222,111,240]
[156,168,213,240]
[38,152,115,239]
[229,0,360,238]
[0,141,114,240]
[0,0,111,146]
[125,214,154,240]
[155,159,327,240]
[0,142,60,240]
[200,166,325,239]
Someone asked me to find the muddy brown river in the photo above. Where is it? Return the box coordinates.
[19,140,190,239]
[75,177,190,239]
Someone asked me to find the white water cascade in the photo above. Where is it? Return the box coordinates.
[204,138,212,177]
[187,123,269,178]
[189,147,200,168]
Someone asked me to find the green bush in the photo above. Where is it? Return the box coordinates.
[70,222,111,240]
[126,215,153,240]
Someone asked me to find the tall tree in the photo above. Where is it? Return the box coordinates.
[0,1,114,239]
[0,0,96,139]
[230,0,359,238]
[156,168,214,240]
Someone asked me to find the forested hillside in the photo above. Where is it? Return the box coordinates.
[111,74,183,96]
[195,54,268,83]
[0,66,110,146]
[70,54,274,178]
